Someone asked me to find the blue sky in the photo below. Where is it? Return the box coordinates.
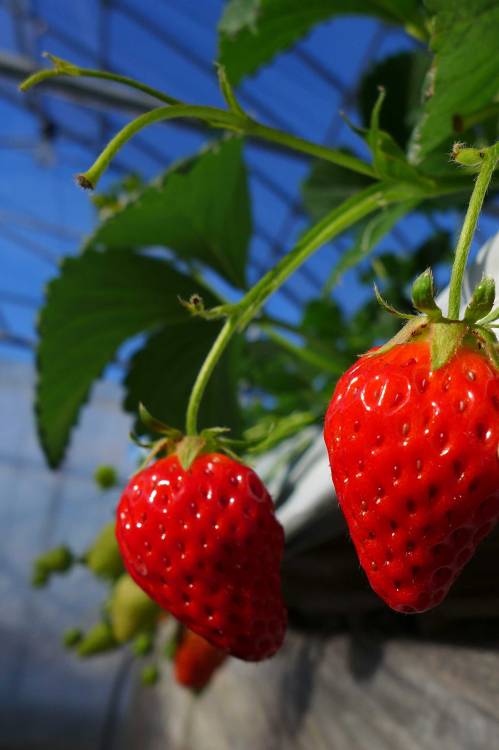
[1,1,496,368]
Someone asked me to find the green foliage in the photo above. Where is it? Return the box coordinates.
[87,138,251,289]
[359,52,430,150]
[219,0,426,84]
[31,3,499,476]
[36,249,219,467]
[124,322,241,435]
[409,0,499,165]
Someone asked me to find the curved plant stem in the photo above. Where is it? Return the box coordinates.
[20,56,180,105]
[259,324,348,375]
[185,317,237,435]
[79,105,376,187]
[447,145,499,319]
[78,104,237,187]
[184,182,420,433]
[245,121,375,176]
[21,57,376,182]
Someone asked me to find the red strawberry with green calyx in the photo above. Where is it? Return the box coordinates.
[115,420,287,661]
[324,269,499,613]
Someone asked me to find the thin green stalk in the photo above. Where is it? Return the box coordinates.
[260,325,347,375]
[247,121,376,177]
[237,182,420,329]
[447,146,499,319]
[20,55,180,105]
[184,182,416,432]
[185,318,237,436]
[78,104,237,187]
[22,57,375,183]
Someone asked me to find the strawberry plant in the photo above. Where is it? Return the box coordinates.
[18,0,499,683]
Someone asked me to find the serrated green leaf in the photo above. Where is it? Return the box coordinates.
[219,0,260,36]
[124,321,241,436]
[36,249,217,467]
[86,139,251,289]
[409,0,499,164]
[324,199,419,292]
[218,0,426,85]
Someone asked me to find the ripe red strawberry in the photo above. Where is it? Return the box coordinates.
[116,452,287,660]
[174,628,227,691]
[324,337,499,613]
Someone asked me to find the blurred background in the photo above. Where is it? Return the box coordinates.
[1,2,499,749]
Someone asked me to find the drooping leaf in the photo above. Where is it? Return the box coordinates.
[218,0,427,85]
[124,321,241,436]
[86,138,251,289]
[36,249,217,467]
[359,51,430,149]
[324,200,419,292]
[409,0,499,165]
[366,90,424,183]
[301,156,374,223]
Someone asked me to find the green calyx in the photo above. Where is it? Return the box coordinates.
[367,270,499,372]
[464,277,496,323]
[131,403,247,472]
[411,269,441,319]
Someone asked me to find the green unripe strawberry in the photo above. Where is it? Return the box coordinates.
[63,628,83,648]
[132,632,154,656]
[85,522,124,581]
[94,465,118,490]
[109,574,160,643]
[141,664,159,685]
[77,622,117,657]
[32,545,74,586]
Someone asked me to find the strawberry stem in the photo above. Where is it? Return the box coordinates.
[185,318,237,436]
[447,143,499,319]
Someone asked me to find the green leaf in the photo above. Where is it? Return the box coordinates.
[219,0,260,36]
[409,0,499,164]
[36,249,217,467]
[301,156,374,223]
[86,138,251,289]
[218,0,426,85]
[124,321,241,436]
[359,51,431,150]
[324,199,419,292]
[367,89,424,182]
